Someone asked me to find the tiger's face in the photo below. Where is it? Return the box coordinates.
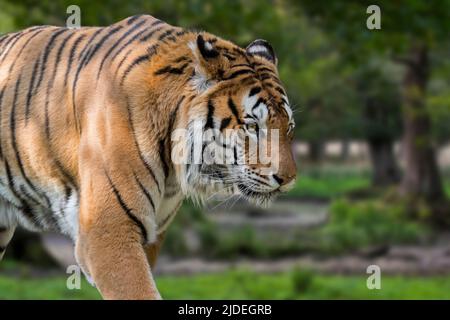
[174,34,296,206]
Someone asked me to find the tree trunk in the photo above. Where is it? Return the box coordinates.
[368,140,400,187]
[308,141,324,163]
[340,139,350,161]
[399,44,448,223]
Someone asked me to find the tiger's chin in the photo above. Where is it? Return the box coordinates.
[188,182,278,208]
[180,165,279,208]
[236,183,279,208]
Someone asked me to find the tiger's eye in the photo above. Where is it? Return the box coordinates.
[247,123,258,132]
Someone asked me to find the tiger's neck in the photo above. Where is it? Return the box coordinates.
[121,31,199,193]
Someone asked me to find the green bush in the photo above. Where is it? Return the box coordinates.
[287,165,371,199]
[320,198,428,253]
[291,267,316,293]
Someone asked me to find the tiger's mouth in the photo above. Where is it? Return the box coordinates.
[195,164,279,207]
[237,183,279,207]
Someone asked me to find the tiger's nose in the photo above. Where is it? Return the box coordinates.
[273,174,296,190]
[273,175,284,185]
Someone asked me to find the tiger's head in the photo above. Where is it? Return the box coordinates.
[173,33,296,207]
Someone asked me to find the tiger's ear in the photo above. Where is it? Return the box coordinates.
[196,34,219,59]
[189,34,226,92]
[246,39,277,65]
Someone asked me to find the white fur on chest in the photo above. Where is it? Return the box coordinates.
[155,191,184,233]
[0,178,79,240]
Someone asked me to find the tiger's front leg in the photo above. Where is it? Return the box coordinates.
[75,159,161,299]
[76,217,160,300]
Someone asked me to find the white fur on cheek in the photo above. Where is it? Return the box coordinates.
[242,91,268,124]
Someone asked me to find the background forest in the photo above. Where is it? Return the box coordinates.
[0,0,450,299]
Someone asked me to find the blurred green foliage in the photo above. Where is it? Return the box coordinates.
[4,267,450,299]
[1,0,448,143]
[321,198,428,253]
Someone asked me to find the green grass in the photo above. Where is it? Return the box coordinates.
[1,269,450,299]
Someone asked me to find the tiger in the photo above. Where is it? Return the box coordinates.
[0,14,297,299]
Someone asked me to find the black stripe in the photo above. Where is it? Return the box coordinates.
[223,53,236,61]
[233,146,239,165]
[25,58,40,122]
[105,171,148,243]
[260,73,278,81]
[140,26,163,42]
[133,173,155,211]
[168,96,184,134]
[252,98,265,111]
[119,45,158,85]
[275,86,286,95]
[158,207,179,229]
[53,157,77,188]
[173,56,189,63]
[4,160,40,229]
[0,246,5,253]
[53,31,76,79]
[0,32,23,63]
[64,186,72,201]
[78,28,103,61]
[64,34,86,87]
[174,30,188,37]
[127,14,143,25]
[108,26,153,64]
[82,25,123,67]
[35,28,69,91]
[71,29,108,133]
[197,34,219,59]
[220,117,232,131]
[227,97,243,124]
[18,185,41,206]
[249,175,271,187]
[0,86,5,158]
[256,66,276,74]
[159,139,169,178]
[45,31,76,139]
[0,32,26,64]
[0,34,10,47]
[113,48,132,78]
[231,63,252,68]
[224,69,255,80]
[120,53,151,85]
[164,96,184,176]
[10,75,50,207]
[97,19,148,79]
[8,29,46,73]
[205,100,215,130]
[249,87,262,97]
[126,102,162,194]
[158,29,174,41]
[154,62,189,76]
[150,20,164,27]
